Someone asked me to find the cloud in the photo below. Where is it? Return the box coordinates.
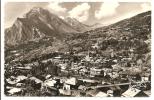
[68,3,90,22]
[47,2,67,13]
[95,0,119,19]
[117,3,151,21]
[102,3,151,26]
[141,3,151,12]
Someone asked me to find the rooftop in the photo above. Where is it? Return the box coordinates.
[122,87,141,97]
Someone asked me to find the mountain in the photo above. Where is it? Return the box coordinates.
[64,17,90,32]
[5,11,151,64]
[5,7,78,45]
[64,17,103,32]
[90,23,103,29]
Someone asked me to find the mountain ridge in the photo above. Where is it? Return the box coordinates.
[5,7,79,45]
[64,17,91,32]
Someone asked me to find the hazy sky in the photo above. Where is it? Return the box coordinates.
[5,2,151,28]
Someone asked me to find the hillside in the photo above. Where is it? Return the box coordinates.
[66,11,151,68]
[5,11,151,66]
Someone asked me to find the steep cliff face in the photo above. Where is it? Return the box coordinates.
[5,7,78,45]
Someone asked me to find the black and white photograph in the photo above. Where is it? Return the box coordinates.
[1,0,152,97]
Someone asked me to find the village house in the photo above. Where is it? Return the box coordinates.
[95,91,108,97]
[43,78,57,88]
[63,77,78,90]
[90,67,104,77]
[16,83,24,88]
[7,88,24,96]
[6,75,28,85]
[121,87,148,97]
[78,85,86,91]
[107,90,114,97]
[86,89,99,97]
[141,74,150,82]
[58,63,67,72]
[112,72,120,79]
[102,67,112,73]
[79,68,89,76]
[59,89,71,96]
[16,75,28,83]
[143,90,151,97]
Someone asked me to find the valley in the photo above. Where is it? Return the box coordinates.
[4,7,151,97]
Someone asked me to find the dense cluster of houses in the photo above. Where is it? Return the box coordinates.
[5,50,151,97]
[5,40,151,97]
[5,72,150,97]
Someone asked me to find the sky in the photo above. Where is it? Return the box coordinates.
[5,2,151,28]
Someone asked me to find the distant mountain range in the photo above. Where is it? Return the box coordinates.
[5,7,106,46]
[89,23,103,29]
[64,17,91,32]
